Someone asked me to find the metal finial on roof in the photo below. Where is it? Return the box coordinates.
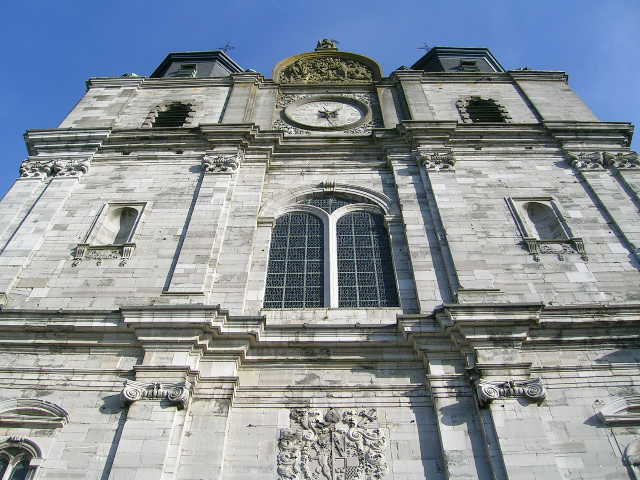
[418,43,431,51]
[218,42,235,53]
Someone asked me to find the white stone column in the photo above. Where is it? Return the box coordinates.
[376,84,402,127]
[221,72,263,123]
[109,374,192,480]
[566,151,640,263]
[164,154,237,295]
[0,177,46,248]
[476,375,563,479]
[210,162,267,314]
[0,176,79,297]
[425,353,495,480]
[417,149,501,301]
[391,71,435,120]
[387,153,450,311]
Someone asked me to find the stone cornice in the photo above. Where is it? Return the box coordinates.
[24,128,111,157]
[0,305,639,356]
[86,76,234,90]
[508,70,569,82]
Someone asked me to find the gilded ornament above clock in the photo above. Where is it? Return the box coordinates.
[273,40,382,84]
[282,96,371,131]
[280,57,373,84]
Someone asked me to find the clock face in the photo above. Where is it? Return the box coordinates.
[283,96,370,131]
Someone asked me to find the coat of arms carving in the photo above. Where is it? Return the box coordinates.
[277,408,387,480]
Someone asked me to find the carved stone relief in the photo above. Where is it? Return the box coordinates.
[280,57,374,84]
[120,380,190,410]
[19,158,90,179]
[476,377,546,407]
[72,243,135,267]
[202,153,241,173]
[522,237,588,262]
[277,408,387,480]
[566,150,639,170]
[416,149,456,171]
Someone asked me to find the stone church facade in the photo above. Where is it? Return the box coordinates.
[0,40,638,479]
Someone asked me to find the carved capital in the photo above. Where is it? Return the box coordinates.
[202,153,241,173]
[121,380,190,410]
[476,377,546,407]
[566,150,639,171]
[417,149,456,171]
[19,158,90,179]
[603,151,640,169]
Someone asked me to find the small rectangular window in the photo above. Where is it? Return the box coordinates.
[170,64,197,78]
[459,59,479,71]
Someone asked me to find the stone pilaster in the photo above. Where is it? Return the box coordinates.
[390,70,434,121]
[386,152,450,312]
[424,352,496,480]
[416,148,501,299]
[0,172,82,298]
[210,162,267,314]
[164,152,239,295]
[221,72,264,123]
[0,177,47,249]
[566,150,640,262]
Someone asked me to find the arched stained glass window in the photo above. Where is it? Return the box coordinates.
[0,456,8,477]
[300,195,370,213]
[264,212,324,308]
[0,447,32,480]
[337,212,398,307]
[263,195,399,309]
[8,459,29,480]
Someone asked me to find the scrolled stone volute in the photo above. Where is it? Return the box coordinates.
[120,380,191,410]
[476,377,546,407]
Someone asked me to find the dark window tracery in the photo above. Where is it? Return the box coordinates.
[466,98,505,122]
[264,212,324,309]
[152,102,192,128]
[336,212,398,307]
[264,195,398,309]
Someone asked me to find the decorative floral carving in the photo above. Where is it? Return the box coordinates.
[604,151,640,169]
[566,151,607,170]
[417,149,456,171]
[566,151,639,170]
[120,380,190,410]
[277,407,387,480]
[19,158,90,179]
[476,377,546,407]
[521,238,587,262]
[202,153,241,173]
[280,57,374,84]
[72,243,135,267]
[273,119,310,135]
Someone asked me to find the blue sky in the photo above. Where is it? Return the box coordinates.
[1,0,638,197]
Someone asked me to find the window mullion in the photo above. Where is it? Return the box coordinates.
[328,215,338,308]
